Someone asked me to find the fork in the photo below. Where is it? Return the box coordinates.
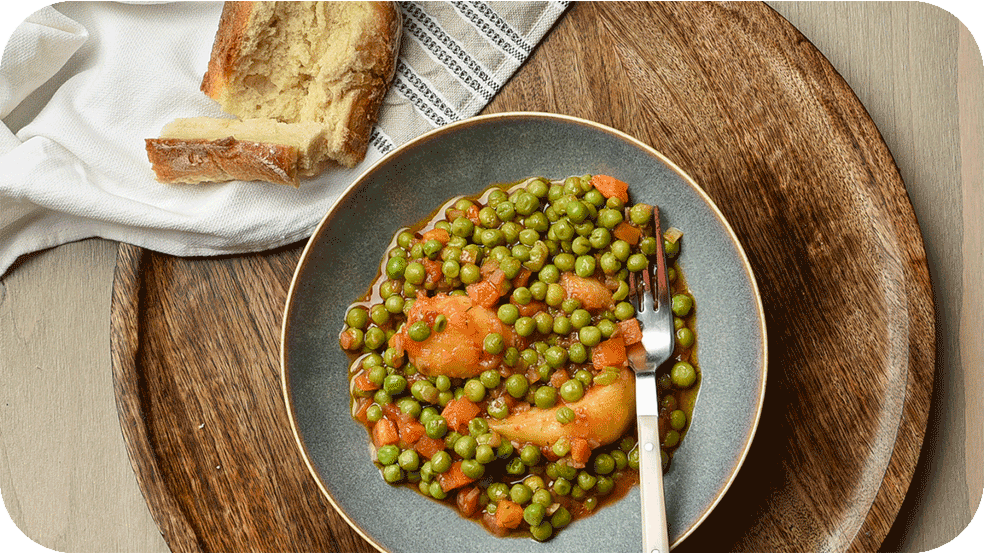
[628,205,674,553]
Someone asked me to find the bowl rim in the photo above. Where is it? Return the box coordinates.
[279,111,768,551]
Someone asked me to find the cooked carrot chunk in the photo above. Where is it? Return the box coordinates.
[618,318,643,345]
[591,174,630,203]
[592,336,627,370]
[372,417,399,447]
[441,397,482,433]
[439,460,477,492]
[494,499,525,529]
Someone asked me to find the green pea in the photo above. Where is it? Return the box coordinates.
[575,369,593,388]
[341,328,363,350]
[398,449,420,471]
[593,453,615,474]
[612,301,633,321]
[612,450,629,470]
[520,444,541,466]
[505,374,529,398]
[365,404,383,422]
[577,471,597,491]
[460,459,485,479]
[596,475,615,495]
[434,375,451,392]
[577,325,601,347]
[534,386,558,409]
[524,503,546,526]
[345,307,369,329]
[497,440,515,459]
[671,361,697,388]
[377,444,399,465]
[483,333,504,355]
[382,464,404,483]
[427,480,447,499]
[612,280,629,301]
[373,389,392,406]
[553,315,573,335]
[510,483,533,504]
[538,264,560,284]
[500,256,522,279]
[544,345,568,368]
[515,192,540,216]
[571,236,592,255]
[570,309,591,330]
[664,238,681,257]
[628,203,651,224]
[460,263,481,284]
[468,417,489,437]
[422,239,443,259]
[529,280,548,301]
[551,253,573,273]
[597,208,623,229]
[386,255,409,279]
[676,327,695,348]
[404,262,426,285]
[670,409,687,430]
[425,416,448,439]
[452,435,477,459]
[397,397,421,418]
[568,342,588,363]
[555,406,576,424]
[495,201,516,222]
[532,488,553,507]
[451,216,474,238]
[487,396,510,419]
[664,430,681,448]
[475,370,499,390]
[525,212,549,233]
[514,316,536,337]
[626,253,648,272]
[497,303,520,325]
[511,286,532,305]
[661,393,678,411]
[382,295,404,315]
[639,236,658,255]
[674,316,685,331]
[574,255,596,277]
[672,293,694,317]
[597,318,617,338]
[559,378,584,402]
[566,199,588,223]
[383,374,406,395]
[535,312,554,335]
[411,380,438,403]
[463,379,486,402]
[423,455,450,482]
[407,321,431,342]
[551,506,572,529]
[503,346,520,367]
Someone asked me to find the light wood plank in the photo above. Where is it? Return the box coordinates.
[0,239,167,552]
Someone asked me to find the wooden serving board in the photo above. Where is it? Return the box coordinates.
[110,3,935,552]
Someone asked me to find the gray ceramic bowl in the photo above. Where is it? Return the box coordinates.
[281,112,767,552]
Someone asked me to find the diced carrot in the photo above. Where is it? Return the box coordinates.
[422,257,443,285]
[512,268,533,288]
[414,436,446,459]
[421,227,451,244]
[439,460,477,492]
[516,300,547,317]
[398,418,426,445]
[353,371,379,392]
[441,397,482,433]
[466,204,481,225]
[592,336,627,370]
[591,174,630,203]
[457,486,481,517]
[570,437,591,468]
[494,499,525,529]
[466,279,502,309]
[352,397,372,424]
[548,369,570,388]
[372,417,399,447]
[613,221,642,245]
[339,329,360,350]
[618,318,643,345]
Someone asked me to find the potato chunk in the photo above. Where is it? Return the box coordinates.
[488,367,635,448]
[390,293,517,378]
[560,272,614,311]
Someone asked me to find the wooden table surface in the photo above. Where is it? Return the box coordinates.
[1,2,981,552]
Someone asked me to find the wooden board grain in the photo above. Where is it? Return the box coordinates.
[110,3,935,552]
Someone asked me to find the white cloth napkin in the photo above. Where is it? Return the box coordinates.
[0,1,568,277]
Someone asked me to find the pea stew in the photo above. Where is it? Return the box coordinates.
[340,175,701,541]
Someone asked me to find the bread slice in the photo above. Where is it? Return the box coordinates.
[145,118,327,186]
[200,1,402,168]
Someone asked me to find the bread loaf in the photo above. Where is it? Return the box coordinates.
[201,1,401,168]
[147,1,401,186]
[145,118,327,186]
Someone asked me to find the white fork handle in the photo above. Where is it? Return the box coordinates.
[638,414,670,553]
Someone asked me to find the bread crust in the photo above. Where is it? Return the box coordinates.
[145,136,300,187]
